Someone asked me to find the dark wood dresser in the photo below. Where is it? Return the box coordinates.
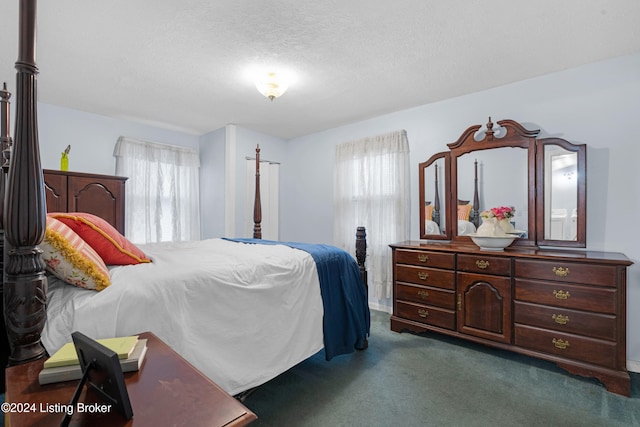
[43,169,127,234]
[390,241,633,396]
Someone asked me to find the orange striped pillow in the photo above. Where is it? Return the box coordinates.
[458,204,472,221]
[49,212,150,265]
[424,205,434,221]
[41,216,110,290]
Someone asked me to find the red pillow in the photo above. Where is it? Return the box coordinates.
[48,212,151,265]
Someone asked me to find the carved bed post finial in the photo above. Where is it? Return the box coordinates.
[253,145,262,239]
[485,117,495,141]
[4,0,48,365]
[355,226,367,294]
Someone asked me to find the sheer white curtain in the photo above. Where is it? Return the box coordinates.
[114,137,201,243]
[334,130,410,300]
[244,159,280,240]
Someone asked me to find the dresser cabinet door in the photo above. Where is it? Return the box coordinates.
[457,272,512,343]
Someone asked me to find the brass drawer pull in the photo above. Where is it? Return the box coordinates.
[476,260,490,269]
[553,290,570,300]
[552,338,570,350]
[552,314,569,325]
[417,272,429,280]
[417,290,429,300]
[417,254,429,263]
[552,267,570,277]
[418,309,429,318]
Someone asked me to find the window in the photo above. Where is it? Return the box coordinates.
[114,137,200,243]
[334,130,410,300]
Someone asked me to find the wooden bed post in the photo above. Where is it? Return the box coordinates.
[432,163,441,226]
[355,226,367,294]
[471,158,479,227]
[253,145,262,239]
[1,83,12,276]
[3,0,48,365]
[0,83,12,384]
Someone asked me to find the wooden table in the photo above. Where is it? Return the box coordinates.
[4,332,257,426]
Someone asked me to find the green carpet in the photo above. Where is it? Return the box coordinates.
[243,310,639,427]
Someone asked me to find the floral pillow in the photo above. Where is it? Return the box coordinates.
[41,216,111,290]
[48,212,151,265]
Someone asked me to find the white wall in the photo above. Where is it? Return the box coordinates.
[282,52,640,367]
[36,103,199,175]
[199,127,226,238]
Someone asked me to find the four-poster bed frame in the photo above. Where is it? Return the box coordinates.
[1,1,369,391]
[1,0,48,370]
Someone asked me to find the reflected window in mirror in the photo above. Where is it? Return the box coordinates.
[536,138,586,247]
[545,147,577,240]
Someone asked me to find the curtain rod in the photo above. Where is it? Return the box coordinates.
[245,156,280,165]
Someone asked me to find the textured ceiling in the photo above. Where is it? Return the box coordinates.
[1,1,639,139]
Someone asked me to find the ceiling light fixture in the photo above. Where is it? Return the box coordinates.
[255,72,288,101]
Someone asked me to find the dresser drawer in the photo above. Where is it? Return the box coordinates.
[457,254,511,276]
[515,279,616,314]
[514,324,617,369]
[395,249,455,269]
[396,265,455,290]
[395,283,455,309]
[514,301,616,341]
[396,301,455,330]
[514,259,618,287]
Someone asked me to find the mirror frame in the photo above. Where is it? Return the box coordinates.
[535,138,586,247]
[418,118,587,248]
[448,119,537,246]
[419,151,451,240]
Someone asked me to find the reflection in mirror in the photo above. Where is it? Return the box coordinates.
[457,147,528,236]
[544,146,578,241]
[424,158,446,235]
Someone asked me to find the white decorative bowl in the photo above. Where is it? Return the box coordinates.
[468,234,518,251]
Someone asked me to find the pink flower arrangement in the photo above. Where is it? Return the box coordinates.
[481,206,515,220]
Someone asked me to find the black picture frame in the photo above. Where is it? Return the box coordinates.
[69,331,134,421]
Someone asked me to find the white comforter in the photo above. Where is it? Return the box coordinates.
[42,238,324,395]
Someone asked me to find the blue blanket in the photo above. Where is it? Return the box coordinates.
[224,238,370,360]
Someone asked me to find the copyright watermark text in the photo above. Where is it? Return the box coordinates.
[1,401,113,416]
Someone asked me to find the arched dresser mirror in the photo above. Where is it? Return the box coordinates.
[397,118,632,396]
[419,118,586,247]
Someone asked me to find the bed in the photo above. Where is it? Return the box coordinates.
[0,1,369,396]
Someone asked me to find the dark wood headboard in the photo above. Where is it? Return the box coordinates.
[43,169,127,234]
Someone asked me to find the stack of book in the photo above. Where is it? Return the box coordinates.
[38,335,148,385]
